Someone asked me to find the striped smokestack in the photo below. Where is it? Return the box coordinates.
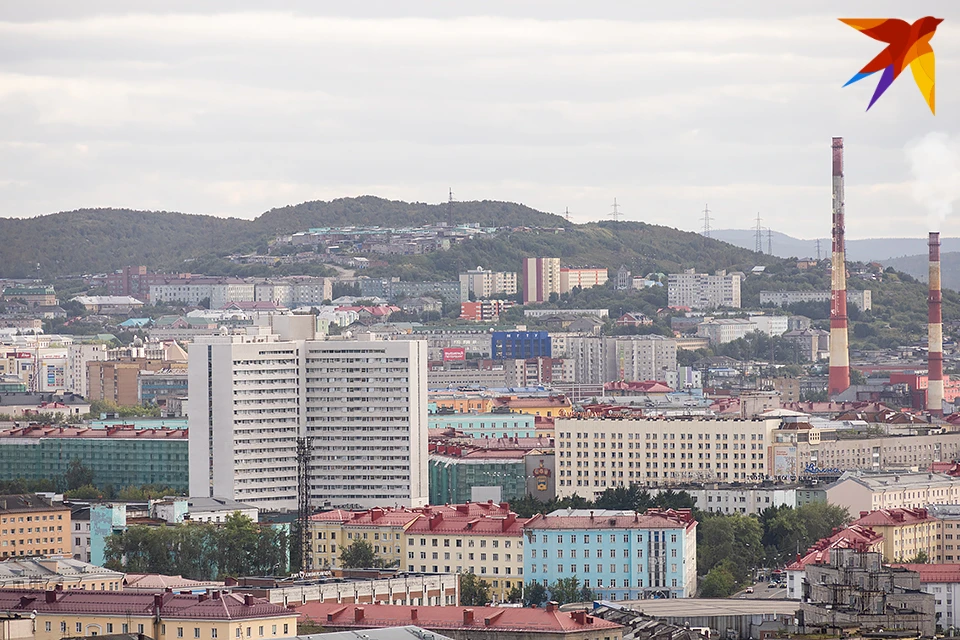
[928,231,944,416]
[828,137,851,396]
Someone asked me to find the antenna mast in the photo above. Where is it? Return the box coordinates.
[447,188,455,226]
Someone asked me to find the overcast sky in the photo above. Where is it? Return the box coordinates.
[1,1,958,238]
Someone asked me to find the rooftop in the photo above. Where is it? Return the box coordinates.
[889,563,960,584]
[832,471,960,491]
[282,626,455,640]
[296,603,622,634]
[0,425,188,440]
[0,494,69,514]
[526,508,696,531]
[123,574,225,592]
[0,557,122,580]
[0,589,294,621]
[852,508,937,527]
[785,524,884,571]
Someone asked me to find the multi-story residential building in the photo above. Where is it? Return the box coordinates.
[524,508,698,600]
[253,282,294,309]
[1,286,57,308]
[309,502,528,603]
[0,494,70,558]
[749,315,789,336]
[104,265,178,299]
[759,289,872,311]
[138,369,189,407]
[566,336,677,385]
[849,508,940,563]
[521,258,561,304]
[560,268,609,293]
[459,268,518,302]
[554,417,778,497]
[188,321,428,511]
[0,588,297,640]
[696,319,757,345]
[825,472,960,515]
[148,278,256,309]
[459,299,513,322]
[890,563,960,629]
[491,331,551,360]
[87,358,188,406]
[0,424,188,492]
[522,309,609,319]
[359,279,461,303]
[667,270,741,309]
[429,411,538,438]
[654,484,823,515]
[397,329,492,360]
[290,277,334,307]
[65,343,107,397]
[503,357,575,388]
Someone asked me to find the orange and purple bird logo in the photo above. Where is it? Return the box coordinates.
[840,17,942,114]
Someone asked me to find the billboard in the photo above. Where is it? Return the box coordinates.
[442,347,466,361]
[772,445,797,478]
[524,455,556,500]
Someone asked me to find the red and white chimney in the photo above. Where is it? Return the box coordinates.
[828,137,851,396]
[928,231,944,416]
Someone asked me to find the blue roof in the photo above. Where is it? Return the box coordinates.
[119,318,152,328]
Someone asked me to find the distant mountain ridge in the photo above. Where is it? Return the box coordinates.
[711,229,960,263]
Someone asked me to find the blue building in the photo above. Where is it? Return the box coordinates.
[491,331,551,360]
[523,508,697,600]
[428,411,538,438]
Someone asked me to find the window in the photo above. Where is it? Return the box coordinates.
[45,622,51,632]
[61,623,67,634]
[236,630,241,639]
[178,628,184,638]
[108,625,114,633]
[77,623,83,634]
[195,629,201,638]
[123,625,129,634]
[283,626,289,635]
[139,625,145,634]
[259,627,264,636]
[212,630,218,639]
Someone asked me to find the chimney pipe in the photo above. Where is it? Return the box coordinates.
[828,137,851,396]
[929,231,944,416]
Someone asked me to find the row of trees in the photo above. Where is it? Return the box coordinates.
[459,572,595,607]
[509,487,695,519]
[104,513,287,580]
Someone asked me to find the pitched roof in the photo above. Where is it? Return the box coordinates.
[785,524,884,571]
[297,603,622,634]
[525,508,696,531]
[852,508,937,527]
[889,563,960,584]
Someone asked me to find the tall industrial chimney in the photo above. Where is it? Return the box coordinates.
[928,231,944,416]
[828,137,851,396]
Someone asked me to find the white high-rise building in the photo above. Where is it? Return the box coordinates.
[188,320,428,511]
[66,343,107,397]
[566,336,678,384]
[667,269,741,309]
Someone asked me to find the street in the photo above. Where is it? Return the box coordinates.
[733,582,787,599]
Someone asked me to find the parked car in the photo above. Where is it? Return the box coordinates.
[745,587,754,594]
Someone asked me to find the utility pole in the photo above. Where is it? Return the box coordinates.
[755,213,763,254]
[701,204,712,238]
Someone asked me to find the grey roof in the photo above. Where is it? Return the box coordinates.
[0,393,89,406]
[0,557,123,581]
[281,627,454,640]
[186,497,257,511]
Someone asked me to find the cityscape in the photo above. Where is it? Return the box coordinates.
[0,3,958,640]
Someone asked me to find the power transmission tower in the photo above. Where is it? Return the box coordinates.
[296,436,313,574]
[754,213,763,253]
[447,188,455,226]
[767,228,773,255]
[565,207,571,223]
[701,204,712,238]
[816,238,822,261]
[611,198,621,221]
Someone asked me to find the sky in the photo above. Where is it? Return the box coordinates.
[1,1,958,238]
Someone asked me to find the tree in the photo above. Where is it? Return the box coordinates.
[459,572,491,606]
[339,539,383,569]
[505,583,524,603]
[65,459,94,490]
[64,484,103,499]
[905,550,930,564]
[549,577,586,604]
[523,581,548,607]
[699,562,737,598]
[697,513,763,584]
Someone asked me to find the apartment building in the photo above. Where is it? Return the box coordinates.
[850,508,940,563]
[65,344,107,397]
[428,411,538,438]
[253,282,294,308]
[503,357,575,388]
[459,268,517,302]
[566,336,677,385]
[890,563,960,628]
[825,472,960,515]
[667,270,741,309]
[459,300,513,322]
[87,358,187,406]
[521,258,561,304]
[0,589,297,640]
[655,484,820,515]
[149,278,255,308]
[0,494,70,559]
[696,319,757,345]
[188,321,428,511]
[308,503,528,603]
[1,286,57,307]
[524,508,697,600]
[759,289,872,311]
[491,331,551,360]
[554,417,778,498]
[290,278,334,306]
[560,268,609,293]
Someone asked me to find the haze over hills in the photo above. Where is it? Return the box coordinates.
[711,229,960,263]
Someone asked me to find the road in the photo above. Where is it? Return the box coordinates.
[733,581,787,599]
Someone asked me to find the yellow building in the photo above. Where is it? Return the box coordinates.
[0,588,298,640]
[0,495,70,559]
[430,396,494,414]
[852,507,945,563]
[308,503,528,604]
[491,396,572,418]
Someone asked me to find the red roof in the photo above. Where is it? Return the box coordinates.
[852,508,936,527]
[604,381,673,393]
[890,563,960,583]
[525,508,696,531]
[0,425,187,440]
[297,603,622,633]
[0,589,293,621]
[310,502,525,536]
[785,524,884,571]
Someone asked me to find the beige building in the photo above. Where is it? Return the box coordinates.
[459,268,518,302]
[0,557,122,591]
[555,417,778,498]
[849,508,941,563]
[825,472,960,515]
[0,589,297,640]
[667,270,741,309]
[0,495,70,559]
[559,268,608,293]
[87,358,187,407]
